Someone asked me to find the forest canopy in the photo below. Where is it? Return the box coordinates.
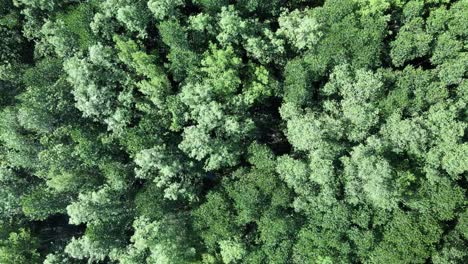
[0,0,467,263]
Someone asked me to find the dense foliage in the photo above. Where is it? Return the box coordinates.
[0,0,467,263]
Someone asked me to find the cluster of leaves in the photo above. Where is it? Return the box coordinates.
[0,0,466,263]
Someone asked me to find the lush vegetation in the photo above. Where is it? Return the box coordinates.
[0,0,467,263]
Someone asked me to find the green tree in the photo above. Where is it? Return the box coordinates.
[277,8,322,51]
[369,211,443,263]
[0,229,41,264]
[21,185,71,221]
[390,17,433,67]
[178,44,274,170]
